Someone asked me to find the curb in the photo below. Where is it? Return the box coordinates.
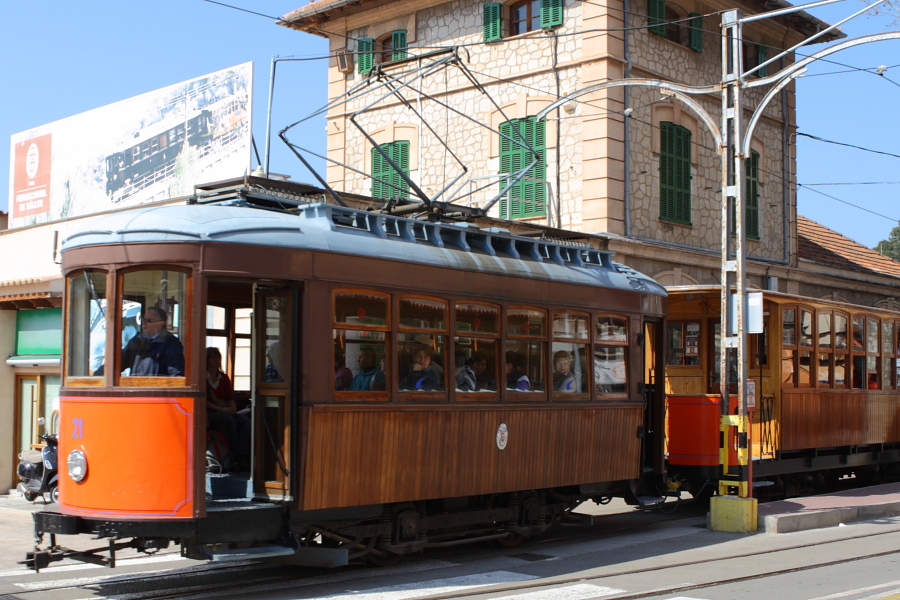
[760,500,900,533]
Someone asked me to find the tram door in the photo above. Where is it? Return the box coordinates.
[253,286,298,500]
[642,319,666,473]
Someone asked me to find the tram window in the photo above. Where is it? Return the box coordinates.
[783,309,796,346]
[884,357,893,389]
[799,310,813,348]
[798,351,812,386]
[852,316,864,355]
[835,314,848,350]
[334,291,388,326]
[119,269,187,381]
[263,295,289,384]
[454,338,498,393]
[867,319,879,354]
[782,349,795,385]
[834,354,847,387]
[504,341,545,393]
[817,353,831,386]
[506,308,547,394]
[398,333,445,392]
[594,346,627,395]
[867,356,879,389]
[334,330,387,392]
[65,270,108,381]
[455,303,499,395]
[550,312,588,397]
[553,312,589,340]
[666,321,700,366]
[597,316,627,342]
[399,298,446,331]
[818,313,832,349]
[883,323,893,355]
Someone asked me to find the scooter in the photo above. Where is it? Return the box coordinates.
[17,417,59,503]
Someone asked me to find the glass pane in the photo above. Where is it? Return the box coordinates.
[399,298,447,331]
[800,310,813,347]
[835,315,848,350]
[596,315,628,342]
[66,271,107,378]
[334,292,388,327]
[507,308,547,338]
[456,303,498,335]
[884,357,893,388]
[43,375,61,435]
[399,333,445,391]
[18,378,37,452]
[852,316,864,354]
[234,337,251,391]
[884,323,894,355]
[263,295,289,383]
[207,305,226,330]
[120,270,187,377]
[505,341,546,392]
[594,346,627,394]
[817,353,831,386]
[453,337,498,392]
[552,312,589,340]
[666,321,699,367]
[834,354,847,387]
[551,343,588,393]
[867,319,879,354]
[782,309,796,346]
[205,335,228,373]
[335,330,387,392]
[235,308,252,335]
[782,349,795,385]
[799,351,811,386]
[818,313,832,349]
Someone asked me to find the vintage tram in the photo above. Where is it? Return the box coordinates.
[25,181,668,570]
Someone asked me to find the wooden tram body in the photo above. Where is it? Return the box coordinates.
[665,287,900,496]
[28,195,668,569]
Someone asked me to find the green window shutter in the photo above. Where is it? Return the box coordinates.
[372,141,410,200]
[756,44,768,76]
[540,0,564,28]
[648,0,666,36]
[16,308,62,355]
[484,3,502,41]
[746,150,760,239]
[659,121,691,225]
[499,117,547,219]
[689,13,703,53]
[391,30,407,61]
[358,38,374,74]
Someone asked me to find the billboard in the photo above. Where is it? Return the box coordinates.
[8,63,252,229]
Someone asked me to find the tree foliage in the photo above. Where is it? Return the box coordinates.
[873,223,900,259]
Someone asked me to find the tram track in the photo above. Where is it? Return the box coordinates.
[14,517,900,600]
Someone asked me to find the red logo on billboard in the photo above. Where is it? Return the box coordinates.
[12,134,52,218]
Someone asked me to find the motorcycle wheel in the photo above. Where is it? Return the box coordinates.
[49,486,59,504]
[23,491,38,502]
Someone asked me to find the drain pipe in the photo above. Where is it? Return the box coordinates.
[623,0,633,237]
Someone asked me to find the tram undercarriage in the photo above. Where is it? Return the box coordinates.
[24,484,631,572]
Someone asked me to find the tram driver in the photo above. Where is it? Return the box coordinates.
[121,306,185,376]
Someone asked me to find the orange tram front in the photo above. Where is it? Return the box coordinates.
[25,194,670,571]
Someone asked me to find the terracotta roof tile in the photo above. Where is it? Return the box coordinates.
[798,215,900,279]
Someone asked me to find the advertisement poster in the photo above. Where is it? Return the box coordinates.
[8,63,252,229]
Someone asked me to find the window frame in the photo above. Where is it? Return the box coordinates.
[64,268,111,388]
[504,305,549,401]
[551,310,591,401]
[454,301,502,402]
[397,294,450,401]
[332,288,392,402]
[116,265,191,388]
[594,313,630,400]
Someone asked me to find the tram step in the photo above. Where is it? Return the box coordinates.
[208,546,296,561]
[636,496,665,506]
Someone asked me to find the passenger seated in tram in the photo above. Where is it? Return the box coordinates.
[553,350,577,393]
[400,346,441,391]
[455,355,477,392]
[334,348,353,390]
[472,352,496,391]
[121,306,185,376]
[205,347,251,471]
[349,347,387,391]
[505,350,530,391]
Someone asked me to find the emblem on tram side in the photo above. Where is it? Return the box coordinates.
[496,423,508,450]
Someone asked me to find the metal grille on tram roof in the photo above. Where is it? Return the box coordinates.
[62,202,666,296]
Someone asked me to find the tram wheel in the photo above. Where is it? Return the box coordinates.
[367,550,403,567]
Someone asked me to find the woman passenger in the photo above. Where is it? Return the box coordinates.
[206,347,251,471]
[401,345,441,391]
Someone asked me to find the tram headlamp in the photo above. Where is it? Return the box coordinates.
[67,450,87,482]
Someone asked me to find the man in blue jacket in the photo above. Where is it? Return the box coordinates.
[122,306,185,376]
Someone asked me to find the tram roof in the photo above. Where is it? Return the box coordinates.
[62,202,666,296]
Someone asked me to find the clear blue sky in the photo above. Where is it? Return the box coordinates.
[2,1,898,248]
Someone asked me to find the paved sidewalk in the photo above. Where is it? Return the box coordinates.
[757,482,900,533]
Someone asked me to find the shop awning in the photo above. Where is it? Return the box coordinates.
[6,354,61,367]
